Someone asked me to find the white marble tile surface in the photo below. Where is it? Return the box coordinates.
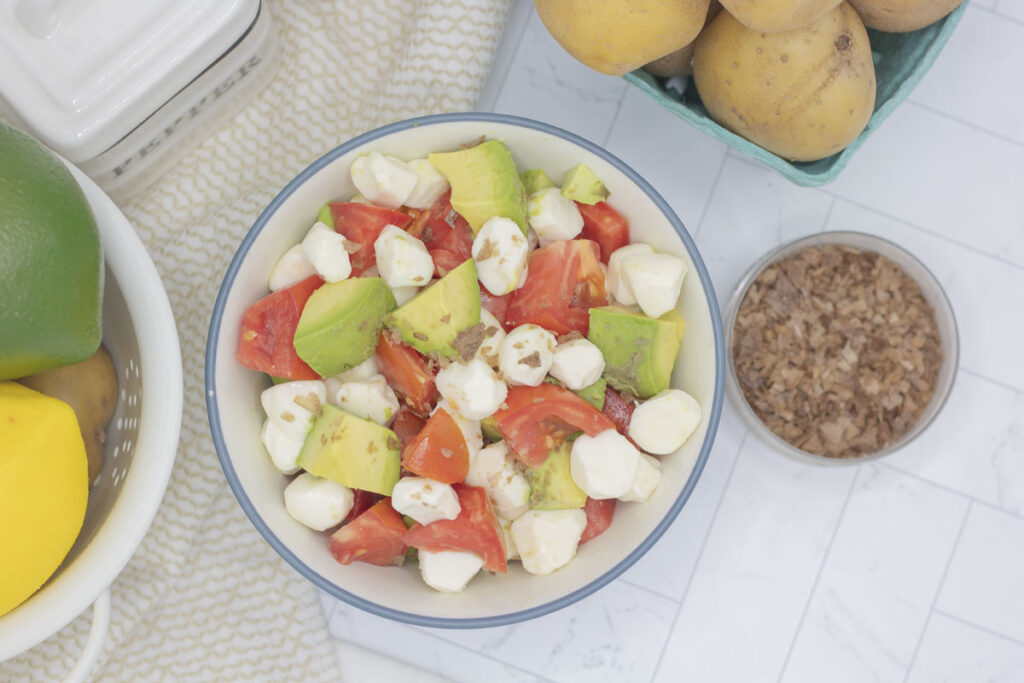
[325,3,1024,681]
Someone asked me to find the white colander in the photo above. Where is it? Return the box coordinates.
[0,160,182,679]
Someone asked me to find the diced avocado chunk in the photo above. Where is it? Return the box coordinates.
[588,306,685,399]
[528,442,586,510]
[297,404,401,495]
[481,415,502,443]
[561,163,608,205]
[317,203,333,227]
[270,375,289,385]
[385,259,481,358]
[293,277,396,377]
[520,168,556,196]
[575,378,607,410]
[428,140,527,236]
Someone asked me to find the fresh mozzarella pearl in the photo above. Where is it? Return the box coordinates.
[435,358,508,421]
[464,441,531,520]
[350,151,418,209]
[391,284,419,306]
[403,158,450,209]
[510,509,587,576]
[391,477,461,526]
[606,243,655,306]
[419,549,484,593]
[337,355,379,383]
[301,221,352,283]
[268,244,316,291]
[619,453,662,503]
[433,399,483,460]
[260,380,327,442]
[472,216,529,295]
[474,309,506,368]
[526,187,583,246]
[283,473,354,531]
[569,429,642,499]
[621,252,687,318]
[348,193,373,205]
[498,324,556,387]
[497,517,520,560]
[333,375,400,426]
[373,224,435,289]
[549,338,605,390]
[526,227,540,251]
[628,389,701,454]
[260,419,303,474]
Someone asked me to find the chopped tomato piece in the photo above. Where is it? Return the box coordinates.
[236,275,323,380]
[577,201,629,263]
[375,333,438,416]
[391,406,427,446]
[404,484,507,573]
[400,408,470,484]
[329,499,408,566]
[579,498,616,544]
[602,386,636,436]
[328,202,412,275]
[479,287,510,328]
[405,190,473,277]
[343,489,383,524]
[495,384,615,467]
[506,239,607,336]
[428,248,465,278]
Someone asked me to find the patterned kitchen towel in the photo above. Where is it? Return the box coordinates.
[0,0,509,680]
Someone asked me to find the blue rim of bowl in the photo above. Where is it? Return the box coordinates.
[206,112,726,628]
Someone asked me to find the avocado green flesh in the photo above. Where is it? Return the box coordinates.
[520,168,556,196]
[588,306,685,399]
[528,442,586,510]
[385,259,481,358]
[317,203,334,227]
[297,404,401,496]
[481,415,502,443]
[0,123,103,380]
[293,277,396,377]
[560,163,609,205]
[428,140,527,236]
[575,378,607,410]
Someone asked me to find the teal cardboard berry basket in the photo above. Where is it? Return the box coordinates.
[624,3,967,187]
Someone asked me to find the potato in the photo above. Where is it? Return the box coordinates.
[693,2,876,161]
[642,1,723,78]
[535,0,711,76]
[18,347,117,483]
[848,0,963,32]
[718,0,842,32]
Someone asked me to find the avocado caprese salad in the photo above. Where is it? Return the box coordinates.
[236,138,702,592]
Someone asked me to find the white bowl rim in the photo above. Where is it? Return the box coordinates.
[205,112,725,628]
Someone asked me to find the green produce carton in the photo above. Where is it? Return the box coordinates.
[624,3,966,187]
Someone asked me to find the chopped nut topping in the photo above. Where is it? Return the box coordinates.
[519,351,542,368]
[453,323,486,361]
[476,238,499,261]
[293,392,323,417]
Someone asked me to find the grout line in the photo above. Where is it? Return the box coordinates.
[602,87,630,146]
[690,151,730,239]
[483,1,534,113]
[818,195,838,235]
[775,465,862,683]
[420,627,556,683]
[617,577,683,605]
[905,100,1024,153]
[932,608,1024,650]
[959,366,1024,397]
[649,431,750,682]
[902,500,973,682]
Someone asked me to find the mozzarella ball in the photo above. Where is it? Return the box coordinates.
[301,221,352,283]
[433,399,483,459]
[465,441,531,520]
[569,429,642,499]
[269,244,316,291]
[336,355,379,383]
[526,187,583,246]
[333,375,400,426]
[260,380,327,441]
[621,252,687,319]
[260,418,303,474]
[510,509,587,576]
[549,337,605,390]
[419,549,484,593]
[628,389,701,455]
[284,473,354,531]
[350,151,418,209]
[374,224,435,288]
[498,324,556,387]
[391,284,420,306]
[404,158,449,209]
[606,243,655,306]
[472,216,529,295]
[391,477,461,526]
[619,453,662,503]
[435,357,508,420]
[474,309,506,368]
[497,517,520,561]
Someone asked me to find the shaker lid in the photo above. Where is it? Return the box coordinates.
[0,0,259,162]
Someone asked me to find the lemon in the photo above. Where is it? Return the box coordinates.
[0,381,88,617]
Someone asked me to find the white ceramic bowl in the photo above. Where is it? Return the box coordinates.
[0,163,182,662]
[206,113,724,627]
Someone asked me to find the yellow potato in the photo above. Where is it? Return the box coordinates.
[535,0,711,76]
[693,2,876,161]
[718,0,842,32]
[849,0,963,32]
[18,347,117,484]
[643,1,723,78]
